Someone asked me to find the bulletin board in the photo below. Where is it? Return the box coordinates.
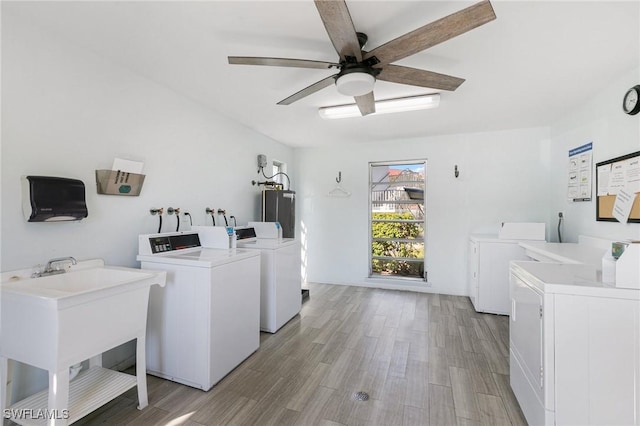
[596,150,640,222]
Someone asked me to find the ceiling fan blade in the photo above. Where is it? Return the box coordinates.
[228,56,339,70]
[364,0,496,66]
[355,92,375,116]
[314,0,362,62]
[377,64,465,91]
[277,75,337,105]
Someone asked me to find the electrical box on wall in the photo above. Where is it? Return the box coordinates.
[22,176,88,222]
[257,154,267,169]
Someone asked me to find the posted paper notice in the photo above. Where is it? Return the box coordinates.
[613,188,634,223]
[112,158,144,174]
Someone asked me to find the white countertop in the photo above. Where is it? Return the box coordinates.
[236,238,298,250]
[511,261,639,299]
[137,247,259,267]
[470,234,544,244]
[519,241,606,267]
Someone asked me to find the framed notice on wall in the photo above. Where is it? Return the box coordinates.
[596,150,640,223]
[567,142,593,202]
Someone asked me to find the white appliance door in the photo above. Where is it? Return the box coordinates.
[510,271,546,426]
[510,274,543,392]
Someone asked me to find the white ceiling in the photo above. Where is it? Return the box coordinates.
[4,1,639,148]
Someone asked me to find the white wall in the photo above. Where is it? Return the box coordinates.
[295,66,640,295]
[295,127,551,295]
[548,67,640,243]
[1,13,293,400]
[1,14,293,271]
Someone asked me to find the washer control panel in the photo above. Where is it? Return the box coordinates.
[149,232,201,254]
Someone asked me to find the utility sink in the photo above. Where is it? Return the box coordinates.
[1,260,166,425]
[2,266,161,306]
[1,260,166,371]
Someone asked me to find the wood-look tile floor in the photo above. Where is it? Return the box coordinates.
[75,283,527,426]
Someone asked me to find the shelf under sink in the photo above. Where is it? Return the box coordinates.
[8,367,136,426]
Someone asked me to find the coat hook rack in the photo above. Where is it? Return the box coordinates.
[336,171,342,183]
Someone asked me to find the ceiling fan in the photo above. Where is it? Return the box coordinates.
[228,0,496,116]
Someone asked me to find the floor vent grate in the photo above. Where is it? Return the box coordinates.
[352,391,370,401]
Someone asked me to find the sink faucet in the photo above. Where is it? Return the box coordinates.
[33,257,77,277]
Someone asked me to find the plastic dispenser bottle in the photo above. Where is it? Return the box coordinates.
[227,227,237,249]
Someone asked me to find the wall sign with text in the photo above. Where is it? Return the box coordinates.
[567,142,593,202]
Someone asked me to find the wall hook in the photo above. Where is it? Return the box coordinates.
[336,171,342,183]
[454,165,459,178]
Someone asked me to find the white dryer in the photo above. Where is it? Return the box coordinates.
[236,230,301,333]
[137,231,260,391]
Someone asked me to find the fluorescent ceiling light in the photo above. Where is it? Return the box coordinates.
[318,93,440,119]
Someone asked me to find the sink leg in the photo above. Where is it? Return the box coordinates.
[47,368,70,426]
[135,335,148,410]
[0,357,10,425]
[89,354,102,368]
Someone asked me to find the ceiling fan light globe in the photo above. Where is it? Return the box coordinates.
[335,72,375,97]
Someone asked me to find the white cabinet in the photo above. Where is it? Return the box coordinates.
[509,261,640,426]
[468,235,530,315]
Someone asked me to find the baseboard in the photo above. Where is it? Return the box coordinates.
[304,280,468,297]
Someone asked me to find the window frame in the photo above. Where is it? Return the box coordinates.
[272,160,285,186]
[368,159,427,282]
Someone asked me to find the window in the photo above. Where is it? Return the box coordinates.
[272,160,284,186]
[369,160,426,281]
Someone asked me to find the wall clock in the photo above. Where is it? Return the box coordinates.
[623,85,640,115]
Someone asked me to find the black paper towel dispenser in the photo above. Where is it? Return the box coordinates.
[22,176,88,222]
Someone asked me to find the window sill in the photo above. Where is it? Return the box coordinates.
[363,276,432,292]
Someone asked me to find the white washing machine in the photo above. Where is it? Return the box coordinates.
[137,231,260,391]
[236,228,301,333]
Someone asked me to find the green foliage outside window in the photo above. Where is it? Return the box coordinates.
[371,212,424,277]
